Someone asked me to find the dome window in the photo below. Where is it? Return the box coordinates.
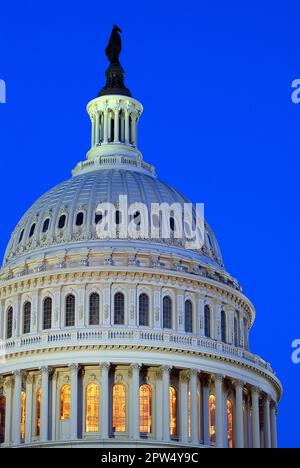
[29,224,36,238]
[42,218,50,233]
[58,215,66,229]
[76,212,84,226]
[19,229,24,243]
[170,217,175,232]
[95,213,103,224]
[133,211,141,227]
[115,210,122,225]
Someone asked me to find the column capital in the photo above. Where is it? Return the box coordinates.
[179,369,190,384]
[13,369,23,378]
[26,373,34,385]
[261,392,271,403]
[130,363,142,371]
[100,362,110,371]
[161,365,172,374]
[251,385,262,396]
[235,379,246,389]
[190,368,199,377]
[40,366,51,376]
[69,363,80,373]
[214,374,224,384]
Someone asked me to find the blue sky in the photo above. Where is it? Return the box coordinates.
[0,0,299,447]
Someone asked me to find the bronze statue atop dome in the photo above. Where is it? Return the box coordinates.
[105,25,122,64]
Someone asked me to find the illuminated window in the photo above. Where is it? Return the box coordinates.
[204,305,211,338]
[21,391,26,442]
[65,294,75,327]
[112,384,126,432]
[36,388,41,437]
[209,395,216,445]
[140,385,152,433]
[60,385,71,420]
[227,399,234,448]
[6,307,13,339]
[114,293,125,325]
[169,386,177,437]
[0,396,6,444]
[221,310,227,343]
[185,300,193,333]
[163,296,172,329]
[86,383,100,433]
[23,302,31,334]
[43,297,52,330]
[89,293,100,325]
[139,294,149,327]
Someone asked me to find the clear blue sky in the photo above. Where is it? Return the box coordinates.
[0,0,299,448]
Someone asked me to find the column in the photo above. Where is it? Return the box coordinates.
[190,369,199,446]
[156,369,163,441]
[40,366,50,442]
[4,378,12,446]
[114,107,120,143]
[95,111,100,145]
[25,374,33,444]
[103,109,109,144]
[125,110,130,144]
[215,374,224,448]
[202,375,210,446]
[179,370,189,444]
[270,402,278,448]
[235,380,245,448]
[263,394,271,448]
[100,363,110,439]
[131,364,141,440]
[91,113,96,147]
[70,364,79,440]
[251,386,261,448]
[162,366,171,442]
[198,296,205,337]
[132,113,137,146]
[12,370,22,445]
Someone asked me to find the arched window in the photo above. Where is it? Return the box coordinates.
[163,296,172,329]
[19,229,24,244]
[114,293,125,325]
[29,223,36,238]
[227,399,234,448]
[0,396,6,444]
[89,293,100,326]
[60,385,71,420]
[234,313,240,347]
[43,297,52,330]
[42,218,50,233]
[58,214,66,229]
[23,302,31,334]
[36,388,41,437]
[6,307,13,339]
[65,294,75,327]
[21,391,26,442]
[112,384,126,432]
[185,300,193,333]
[86,383,100,433]
[204,305,211,338]
[139,294,149,327]
[75,212,84,226]
[169,386,177,437]
[209,395,216,445]
[140,384,152,433]
[221,310,227,343]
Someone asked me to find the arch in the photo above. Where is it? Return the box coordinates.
[227,399,234,448]
[209,394,216,445]
[23,302,31,334]
[86,383,100,433]
[75,212,84,226]
[114,292,125,325]
[58,214,66,229]
[163,296,172,329]
[42,218,50,233]
[36,388,41,437]
[221,310,227,343]
[185,300,193,333]
[169,386,177,437]
[60,384,71,420]
[0,395,6,444]
[43,297,52,330]
[6,306,13,339]
[140,384,152,433]
[65,294,75,327]
[112,383,126,432]
[204,305,211,338]
[21,391,26,442]
[89,293,100,326]
[139,293,149,327]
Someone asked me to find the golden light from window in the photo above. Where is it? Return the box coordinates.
[209,394,216,445]
[36,388,41,437]
[140,384,152,433]
[60,385,71,420]
[169,386,177,437]
[227,399,234,448]
[112,384,126,432]
[20,391,26,442]
[0,395,5,444]
[86,383,100,433]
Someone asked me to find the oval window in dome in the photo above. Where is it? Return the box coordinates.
[42,218,50,233]
[29,224,36,238]
[76,212,84,226]
[19,229,24,243]
[58,215,66,229]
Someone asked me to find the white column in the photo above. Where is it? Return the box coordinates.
[40,366,50,442]
[162,366,171,442]
[179,370,189,444]
[114,107,120,143]
[103,110,109,144]
[25,374,33,444]
[12,370,22,445]
[190,369,199,445]
[156,369,163,441]
[198,296,205,336]
[70,364,79,440]
[125,110,130,144]
[95,111,100,145]
[263,394,271,448]
[270,402,278,448]
[202,375,210,446]
[91,113,96,147]
[4,378,12,446]
[131,364,141,440]
[235,380,245,448]
[132,113,137,146]
[251,386,261,448]
[215,374,224,448]
[100,363,110,439]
